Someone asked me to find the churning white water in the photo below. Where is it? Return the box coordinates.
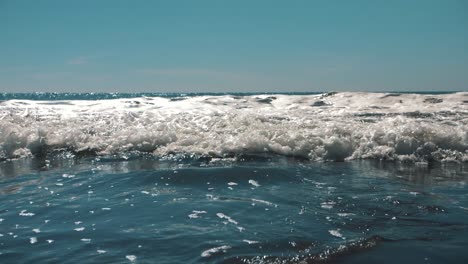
[0,92,467,162]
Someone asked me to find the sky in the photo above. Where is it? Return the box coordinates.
[1,0,467,93]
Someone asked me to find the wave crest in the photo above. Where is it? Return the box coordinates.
[1,92,467,163]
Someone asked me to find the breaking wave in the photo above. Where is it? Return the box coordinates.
[1,92,467,163]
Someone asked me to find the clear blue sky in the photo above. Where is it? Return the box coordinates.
[1,0,467,93]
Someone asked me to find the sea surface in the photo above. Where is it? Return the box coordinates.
[0,92,467,263]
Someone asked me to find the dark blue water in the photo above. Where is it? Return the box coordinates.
[0,92,321,101]
[1,157,467,263]
[0,91,458,101]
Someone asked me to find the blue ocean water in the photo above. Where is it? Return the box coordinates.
[1,158,467,263]
[1,92,467,263]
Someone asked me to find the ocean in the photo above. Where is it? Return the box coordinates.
[0,92,467,263]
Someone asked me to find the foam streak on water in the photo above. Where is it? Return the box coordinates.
[0,92,467,163]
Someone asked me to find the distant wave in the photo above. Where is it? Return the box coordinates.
[0,92,320,101]
[1,92,467,163]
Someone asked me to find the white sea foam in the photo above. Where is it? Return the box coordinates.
[242,239,259,244]
[251,198,276,207]
[329,229,345,239]
[321,201,336,209]
[216,213,238,225]
[248,180,261,187]
[1,93,467,163]
[201,245,231,257]
[188,210,207,219]
[337,213,355,217]
[19,210,35,217]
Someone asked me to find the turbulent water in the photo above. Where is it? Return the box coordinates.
[0,92,467,263]
[1,92,467,163]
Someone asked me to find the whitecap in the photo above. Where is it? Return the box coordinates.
[19,210,35,217]
[329,229,345,239]
[242,239,259,244]
[216,213,238,225]
[188,210,207,219]
[321,201,336,209]
[201,245,231,257]
[248,180,260,187]
[251,198,276,207]
[1,93,466,163]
